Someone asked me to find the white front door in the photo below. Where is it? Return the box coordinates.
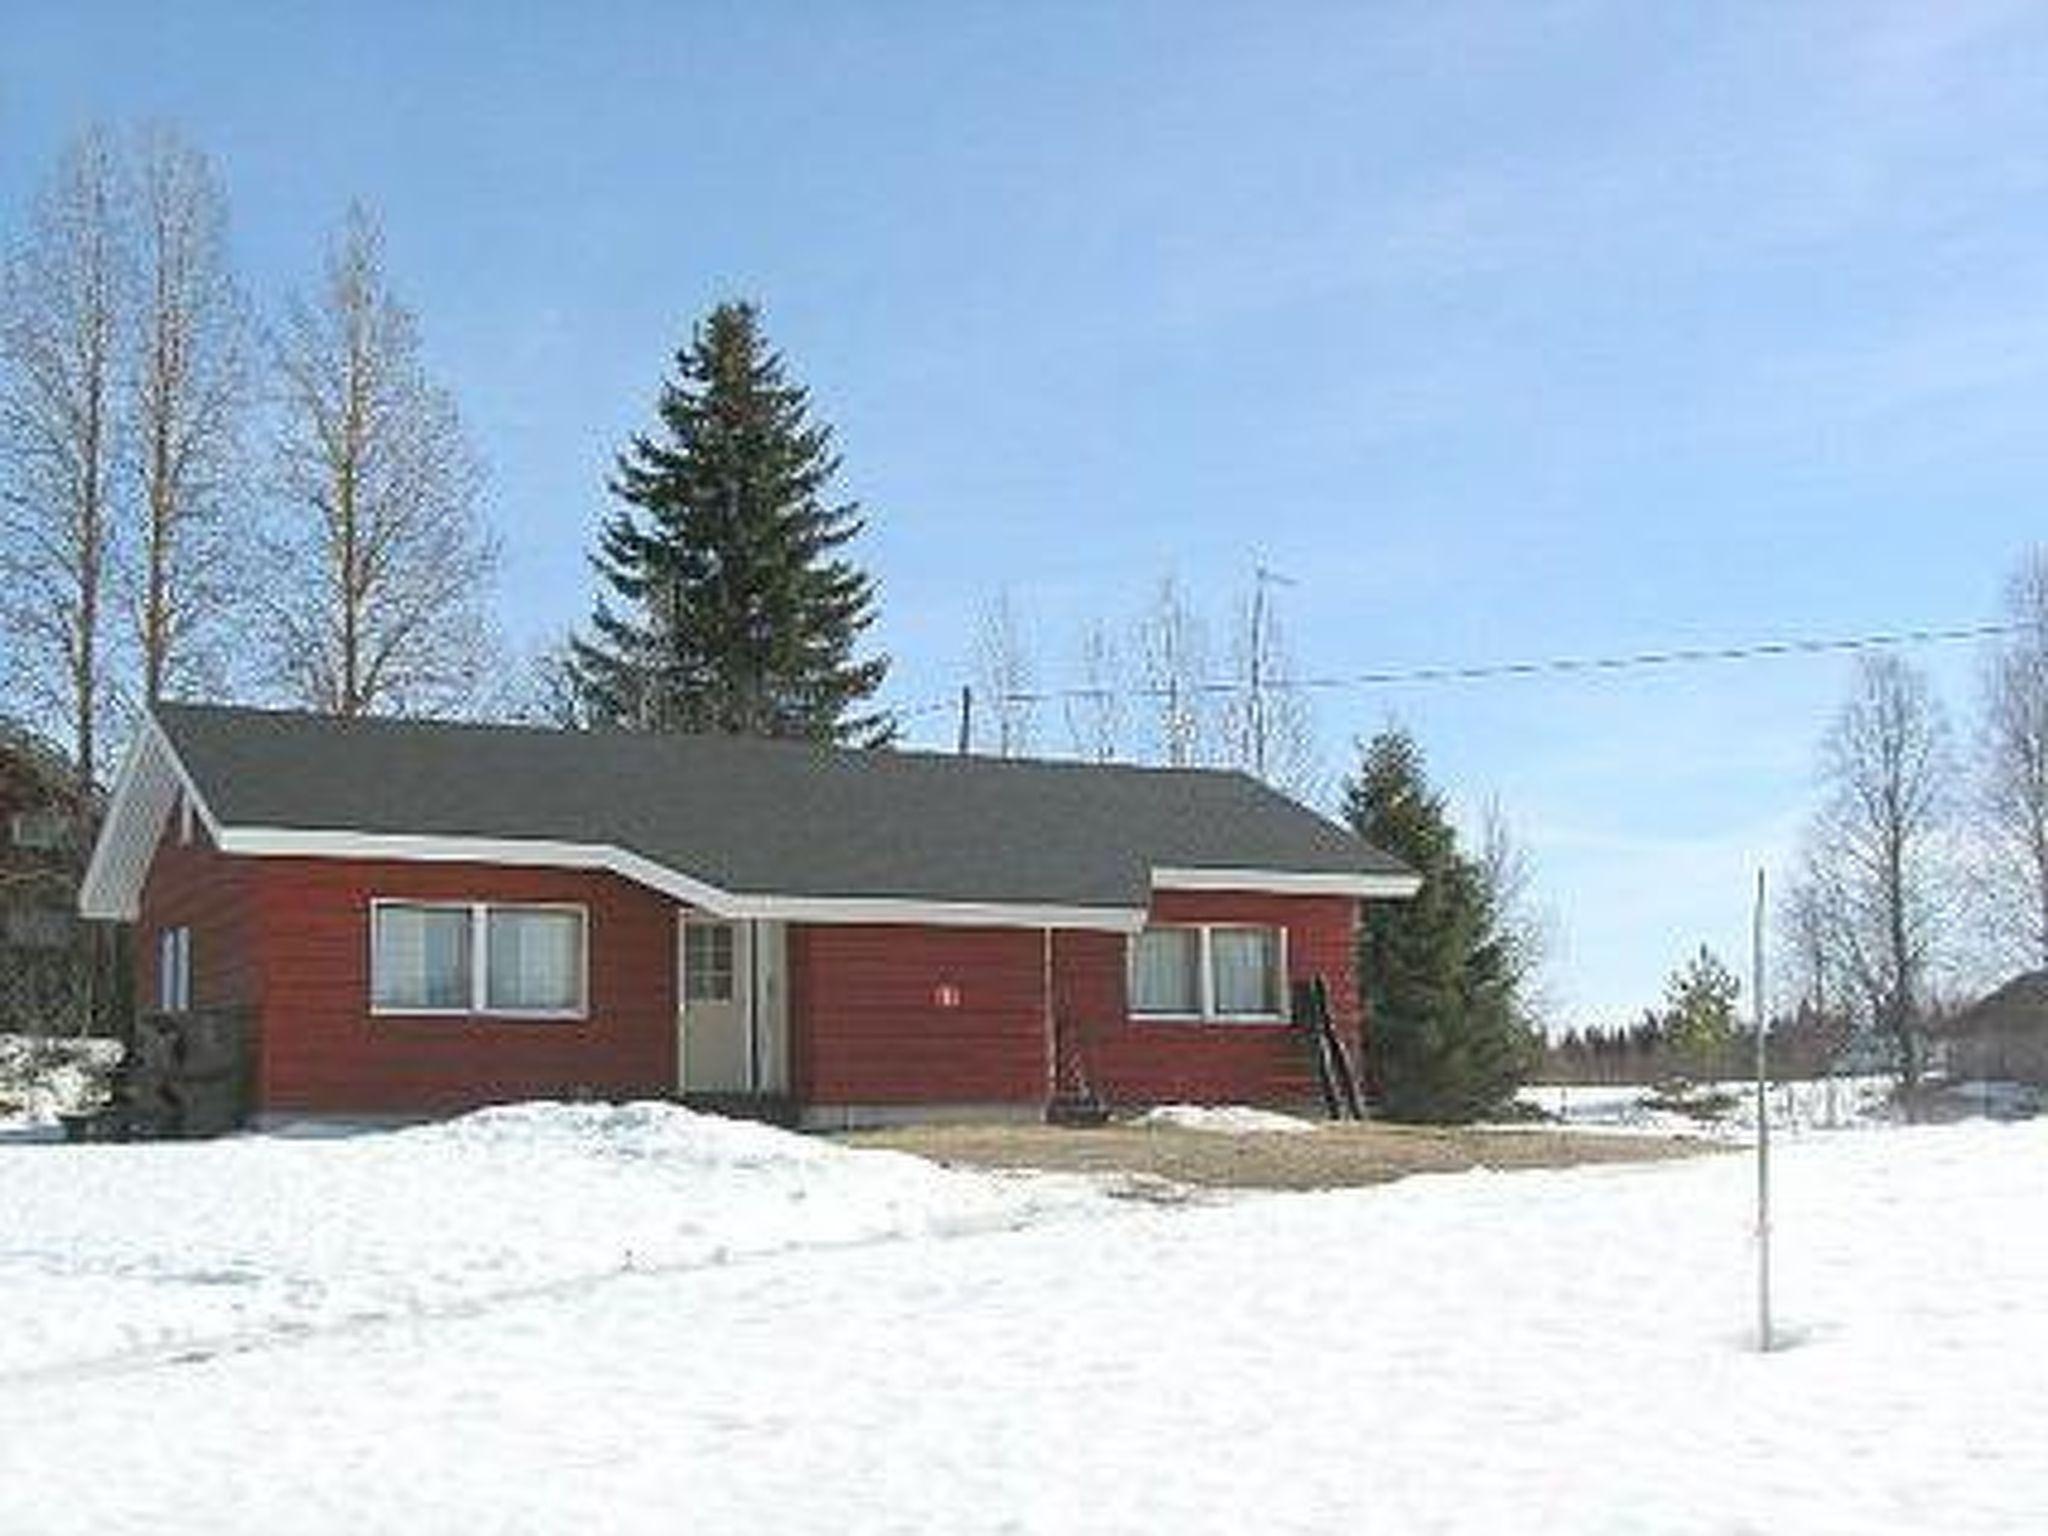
[680,918,752,1092]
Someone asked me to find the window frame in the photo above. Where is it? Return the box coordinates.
[482,903,591,1019]
[9,808,69,851]
[157,925,192,1013]
[1127,921,1289,1025]
[368,899,589,1022]
[1128,924,1207,1019]
[3,905,72,951]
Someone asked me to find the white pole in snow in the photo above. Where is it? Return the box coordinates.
[1753,866,1772,1353]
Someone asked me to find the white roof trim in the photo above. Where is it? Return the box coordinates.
[1152,865,1422,899]
[204,826,1145,933]
[728,895,1144,932]
[78,718,226,921]
[213,827,741,913]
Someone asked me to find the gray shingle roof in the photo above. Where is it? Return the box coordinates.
[154,703,1408,914]
[1940,971,2048,1037]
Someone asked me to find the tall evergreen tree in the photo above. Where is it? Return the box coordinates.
[1342,727,1536,1121]
[572,302,890,743]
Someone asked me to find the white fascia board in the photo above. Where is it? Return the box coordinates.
[208,826,1145,932]
[78,731,153,918]
[78,718,225,921]
[1152,865,1423,900]
[731,894,1145,933]
[212,828,749,916]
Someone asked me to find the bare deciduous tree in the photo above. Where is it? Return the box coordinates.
[130,126,249,707]
[1979,546,2048,971]
[1475,795,1556,1029]
[266,205,498,717]
[1063,617,1123,763]
[1808,653,1953,1087]
[1218,568,1318,796]
[0,130,127,787]
[508,634,597,729]
[1136,574,1208,767]
[971,587,1036,757]
[1778,856,1844,1020]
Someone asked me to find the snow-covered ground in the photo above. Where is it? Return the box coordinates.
[1519,1075,1901,1138]
[3,1105,2045,1534]
[1136,1101,1319,1134]
[0,1100,1108,1377]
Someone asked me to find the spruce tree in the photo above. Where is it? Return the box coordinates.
[1659,944,1740,1080]
[1342,728,1535,1121]
[571,302,890,742]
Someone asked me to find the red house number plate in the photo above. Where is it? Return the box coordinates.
[933,983,962,1009]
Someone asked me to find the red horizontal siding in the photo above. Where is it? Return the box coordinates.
[792,924,1049,1106]
[1055,891,1361,1108]
[136,821,1366,1120]
[137,818,260,1012]
[247,859,677,1115]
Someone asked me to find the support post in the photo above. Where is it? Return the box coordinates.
[1754,866,1772,1352]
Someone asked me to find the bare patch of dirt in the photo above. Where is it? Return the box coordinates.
[838,1120,1722,1192]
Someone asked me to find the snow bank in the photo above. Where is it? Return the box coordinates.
[3,1119,2044,1534]
[0,1099,1109,1377]
[1136,1102,1319,1134]
[0,1032,120,1127]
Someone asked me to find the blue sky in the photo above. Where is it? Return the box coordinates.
[6,1,2044,1023]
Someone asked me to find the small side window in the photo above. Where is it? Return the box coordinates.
[157,927,192,1013]
[9,809,69,851]
[5,907,72,950]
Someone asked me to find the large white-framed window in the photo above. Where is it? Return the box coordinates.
[370,900,588,1020]
[1130,926,1203,1017]
[1128,923,1288,1022]
[157,926,192,1013]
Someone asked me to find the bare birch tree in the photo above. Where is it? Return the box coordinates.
[1063,617,1123,763]
[0,130,127,787]
[1778,856,1844,1021]
[1218,568,1318,795]
[265,205,498,717]
[1979,546,2048,970]
[1136,574,1208,767]
[1475,795,1556,1028]
[1809,653,1953,1087]
[129,126,249,707]
[971,587,1036,756]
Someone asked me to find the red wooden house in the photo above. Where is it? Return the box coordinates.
[80,705,1416,1126]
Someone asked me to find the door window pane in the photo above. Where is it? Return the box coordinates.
[1131,927,1201,1015]
[1211,928,1280,1017]
[684,923,736,1002]
[486,907,585,1013]
[372,905,472,1010]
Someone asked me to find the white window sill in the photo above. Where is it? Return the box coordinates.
[370,1007,589,1023]
[1129,1011,1290,1026]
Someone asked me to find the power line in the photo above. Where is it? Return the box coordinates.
[883,618,2020,720]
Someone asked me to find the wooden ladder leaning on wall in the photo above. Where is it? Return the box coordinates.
[1293,975,1364,1121]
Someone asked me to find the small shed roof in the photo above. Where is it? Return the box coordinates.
[1940,970,2048,1037]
